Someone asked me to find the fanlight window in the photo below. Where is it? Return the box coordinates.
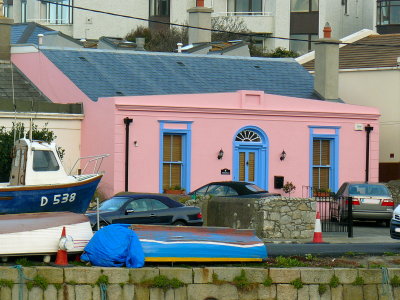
[235,130,261,142]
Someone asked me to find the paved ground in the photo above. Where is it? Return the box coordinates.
[267,221,395,244]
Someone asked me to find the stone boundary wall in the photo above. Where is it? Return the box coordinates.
[184,196,316,240]
[0,266,399,300]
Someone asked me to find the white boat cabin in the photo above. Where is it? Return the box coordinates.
[8,139,75,186]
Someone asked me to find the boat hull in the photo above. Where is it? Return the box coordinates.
[130,224,267,262]
[0,212,93,255]
[0,175,102,214]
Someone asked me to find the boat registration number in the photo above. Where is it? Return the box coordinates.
[40,193,77,206]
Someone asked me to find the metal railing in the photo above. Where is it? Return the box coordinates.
[212,11,273,17]
[69,154,110,175]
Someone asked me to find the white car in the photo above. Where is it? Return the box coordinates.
[390,204,400,239]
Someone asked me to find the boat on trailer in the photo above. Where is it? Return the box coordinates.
[129,224,267,262]
[0,138,107,214]
[0,212,93,258]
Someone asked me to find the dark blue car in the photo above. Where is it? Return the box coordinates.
[86,194,203,230]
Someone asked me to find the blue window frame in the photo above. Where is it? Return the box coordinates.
[159,121,192,193]
[309,126,340,196]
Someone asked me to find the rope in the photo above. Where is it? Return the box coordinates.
[381,267,393,300]
[99,282,108,300]
[11,265,32,300]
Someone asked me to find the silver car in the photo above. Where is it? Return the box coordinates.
[335,182,394,226]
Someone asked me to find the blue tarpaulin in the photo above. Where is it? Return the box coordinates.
[81,224,144,268]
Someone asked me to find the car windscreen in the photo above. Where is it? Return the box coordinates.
[348,184,390,197]
[98,197,130,211]
[245,184,267,193]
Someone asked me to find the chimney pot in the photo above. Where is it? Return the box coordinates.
[196,0,204,7]
[38,34,44,45]
[323,22,332,39]
[177,42,183,53]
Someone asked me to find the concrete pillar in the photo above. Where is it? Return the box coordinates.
[314,23,340,101]
[0,16,13,61]
[187,1,213,45]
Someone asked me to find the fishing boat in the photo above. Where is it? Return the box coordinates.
[0,138,107,214]
[0,212,93,257]
[130,224,267,262]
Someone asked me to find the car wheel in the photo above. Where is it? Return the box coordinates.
[173,221,186,226]
[384,220,390,227]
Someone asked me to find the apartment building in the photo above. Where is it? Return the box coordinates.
[4,0,376,54]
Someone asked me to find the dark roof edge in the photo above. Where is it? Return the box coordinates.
[0,99,83,114]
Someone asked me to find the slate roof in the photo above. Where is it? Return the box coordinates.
[41,48,319,102]
[302,33,400,71]
[0,62,49,103]
[11,23,54,45]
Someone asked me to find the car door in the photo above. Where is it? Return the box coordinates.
[112,198,155,224]
[148,199,174,224]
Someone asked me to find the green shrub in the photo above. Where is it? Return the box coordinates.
[15,258,34,267]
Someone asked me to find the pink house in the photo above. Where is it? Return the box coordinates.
[11,47,379,198]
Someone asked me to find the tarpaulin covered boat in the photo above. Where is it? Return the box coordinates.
[130,224,267,262]
[0,139,106,214]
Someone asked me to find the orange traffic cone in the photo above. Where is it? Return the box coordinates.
[55,226,69,266]
[312,212,325,243]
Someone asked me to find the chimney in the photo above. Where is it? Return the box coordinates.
[135,37,145,51]
[0,3,14,61]
[187,0,213,45]
[314,23,339,101]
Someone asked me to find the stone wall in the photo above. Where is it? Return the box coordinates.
[0,266,399,300]
[184,196,316,240]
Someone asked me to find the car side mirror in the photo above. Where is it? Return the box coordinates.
[125,209,134,214]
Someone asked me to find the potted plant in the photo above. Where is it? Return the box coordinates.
[282,181,296,198]
[313,188,332,197]
[164,185,185,195]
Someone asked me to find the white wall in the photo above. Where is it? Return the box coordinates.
[0,112,83,175]
[339,69,400,163]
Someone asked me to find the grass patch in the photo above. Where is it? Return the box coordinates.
[352,276,364,286]
[15,258,34,267]
[273,256,307,268]
[329,275,340,288]
[262,276,273,287]
[391,275,400,287]
[0,279,13,288]
[26,275,48,291]
[232,270,256,291]
[318,284,327,295]
[212,273,225,285]
[96,275,109,286]
[290,278,304,289]
[142,275,184,291]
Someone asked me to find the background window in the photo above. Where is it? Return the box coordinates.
[290,34,318,54]
[46,0,73,24]
[291,0,319,12]
[150,0,170,17]
[377,0,400,25]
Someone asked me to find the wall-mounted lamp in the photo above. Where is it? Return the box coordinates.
[280,150,286,161]
[217,148,224,160]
